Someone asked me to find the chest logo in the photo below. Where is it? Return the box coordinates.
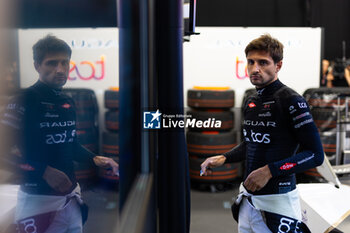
[62,103,71,109]
[250,130,271,144]
[248,102,256,108]
[258,112,272,117]
[243,120,276,127]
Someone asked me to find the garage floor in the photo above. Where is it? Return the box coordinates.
[190,182,239,233]
[190,176,350,233]
[82,184,119,233]
[81,175,350,233]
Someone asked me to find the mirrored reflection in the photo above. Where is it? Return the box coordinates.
[0,29,120,233]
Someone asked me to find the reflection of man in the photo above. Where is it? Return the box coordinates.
[201,34,324,233]
[1,35,118,233]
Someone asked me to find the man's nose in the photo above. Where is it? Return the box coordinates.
[56,63,66,73]
[252,63,260,72]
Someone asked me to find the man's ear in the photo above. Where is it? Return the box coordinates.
[34,62,40,72]
[276,60,283,73]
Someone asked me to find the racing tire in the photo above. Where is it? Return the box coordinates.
[77,128,99,154]
[187,89,235,109]
[105,90,119,109]
[188,155,239,183]
[186,130,237,156]
[63,88,98,130]
[102,132,119,157]
[105,110,119,131]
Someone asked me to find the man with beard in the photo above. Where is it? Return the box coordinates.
[1,35,119,233]
[200,34,324,233]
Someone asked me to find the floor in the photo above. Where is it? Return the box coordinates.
[189,176,350,233]
[6,173,347,233]
[190,182,239,233]
[81,182,119,233]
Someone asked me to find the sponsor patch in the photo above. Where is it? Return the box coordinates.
[280,163,296,170]
[250,130,271,144]
[40,121,75,128]
[263,101,275,105]
[297,102,307,108]
[41,102,55,110]
[297,154,315,165]
[45,130,67,144]
[244,120,276,127]
[289,105,297,114]
[279,182,291,186]
[19,164,35,171]
[293,112,310,121]
[294,118,313,128]
[44,112,59,118]
[62,103,71,109]
[258,112,272,117]
[248,102,256,108]
[264,104,271,109]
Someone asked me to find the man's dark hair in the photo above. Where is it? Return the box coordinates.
[32,35,72,64]
[245,34,284,63]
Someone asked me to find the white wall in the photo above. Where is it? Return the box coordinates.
[184,27,322,108]
[18,28,119,139]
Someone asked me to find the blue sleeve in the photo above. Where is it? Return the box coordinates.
[1,94,48,177]
[268,95,324,177]
[223,141,246,163]
[73,142,96,163]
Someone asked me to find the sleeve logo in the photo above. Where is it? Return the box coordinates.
[280,163,296,170]
[297,102,307,108]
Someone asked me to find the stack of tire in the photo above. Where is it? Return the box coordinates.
[303,87,350,177]
[100,89,119,189]
[63,88,99,187]
[186,87,239,190]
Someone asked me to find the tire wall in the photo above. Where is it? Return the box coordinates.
[63,88,99,184]
[100,89,119,187]
[186,88,240,184]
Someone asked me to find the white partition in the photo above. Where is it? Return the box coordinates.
[184,27,322,108]
[18,28,119,136]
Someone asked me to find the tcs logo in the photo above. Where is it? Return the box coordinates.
[235,56,249,80]
[68,55,105,81]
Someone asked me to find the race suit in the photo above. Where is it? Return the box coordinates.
[224,79,324,195]
[2,80,96,195]
[224,79,324,233]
